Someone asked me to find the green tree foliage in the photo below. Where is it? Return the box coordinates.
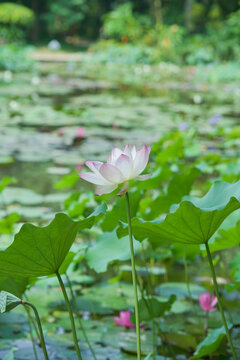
[44,0,88,37]
[0,2,34,26]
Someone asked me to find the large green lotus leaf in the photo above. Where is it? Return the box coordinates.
[86,230,140,273]
[0,291,22,313]
[0,276,29,298]
[192,324,233,359]
[0,204,106,277]
[205,218,240,253]
[119,181,240,246]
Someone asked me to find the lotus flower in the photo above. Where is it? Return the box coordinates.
[79,145,151,196]
[114,311,135,328]
[76,127,85,138]
[199,292,217,312]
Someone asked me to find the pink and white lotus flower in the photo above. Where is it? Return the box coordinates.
[79,145,151,195]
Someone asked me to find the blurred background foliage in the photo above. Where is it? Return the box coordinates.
[0,0,239,66]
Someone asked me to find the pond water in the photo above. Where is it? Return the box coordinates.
[0,59,240,222]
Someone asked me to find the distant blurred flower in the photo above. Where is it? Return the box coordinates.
[58,128,65,137]
[114,311,135,328]
[9,100,19,111]
[3,70,12,82]
[82,311,90,320]
[162,38,170,48]
[48,39,61,51]
[178,122,189,131]
[208,114,222,126]
[47,74,61,85]
[79,145,151,196]
[199,292,217,312]
[31,76,40,86]
[113,123,119,130]
[75,164,84,171]
[76,127,85,139]
[193,94,202,104]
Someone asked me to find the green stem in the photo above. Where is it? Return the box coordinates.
[204,311,209,337]
[24,293,41,340]
[125,192,141,360]
[183,245,199,319]
[24,302,49,360]
[205,243,238,360]
[56,271,83,360]
[65,273,97,360]
[140,245,157,360]
[24,306,39,360]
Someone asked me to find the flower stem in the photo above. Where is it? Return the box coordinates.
[24,306,39,360]
[125,192,141,360]
[24,302,49,360]
[65,273,97,360]
[56,271,83,360]
[183,245,200,319]
[205,243,238,360]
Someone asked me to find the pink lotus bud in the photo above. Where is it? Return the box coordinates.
[114,311,145,328]
[78,145,151,196]
[76,127,85,139]
[199,292,218,312]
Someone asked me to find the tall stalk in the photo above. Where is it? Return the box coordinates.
[65,273,97,360]
[125,192,141,360]
[56,271,83,360]
[23,301,49,360]
[205,243,238,360]
[183,246,199,319]
[140,245,157,360]
[24,305,39,360]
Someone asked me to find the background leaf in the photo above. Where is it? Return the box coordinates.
[86,230,140,273]
[192,324,233,359]
[0,291,21,313]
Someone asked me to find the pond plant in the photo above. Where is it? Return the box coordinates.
[0,143,240,359]
[79,145,151,360]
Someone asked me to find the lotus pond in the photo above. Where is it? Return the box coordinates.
[0,55,240,360]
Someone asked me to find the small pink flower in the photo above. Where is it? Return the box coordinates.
[76,127,85,138]
[113,123,119,130]
[58,128,65,136]
[114,311,135,328]
[75,164,84,171]
[199,292,218,312]
[79,145,151,196]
